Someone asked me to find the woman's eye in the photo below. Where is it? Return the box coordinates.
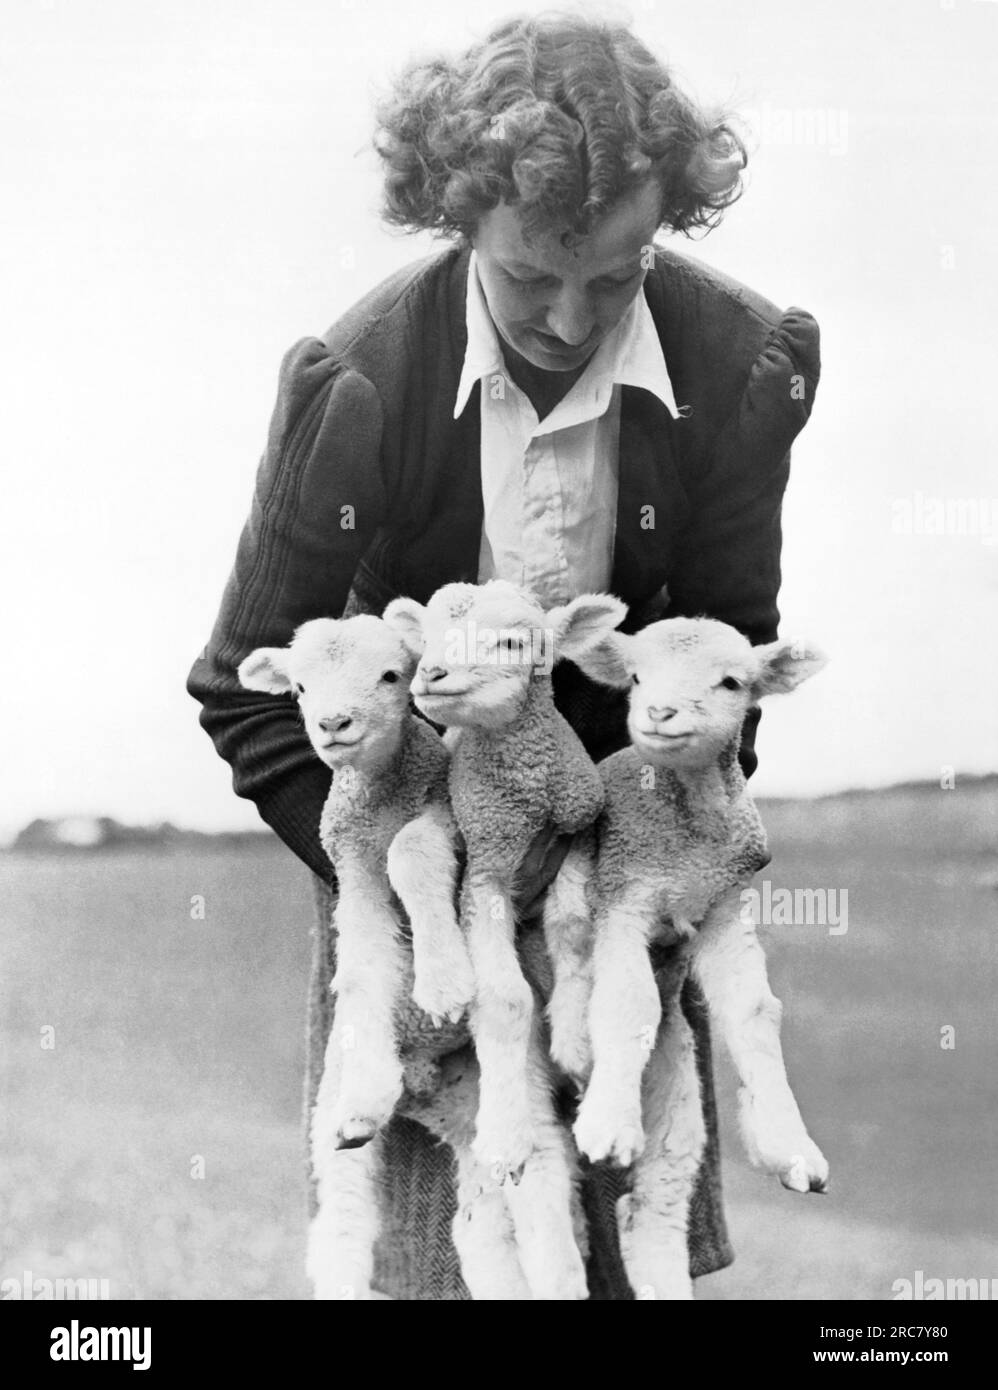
[719,676,742,691]
[382,670,400,684]
[598,272,640,290]
[505,269,553,288]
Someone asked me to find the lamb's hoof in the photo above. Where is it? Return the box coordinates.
[742,1097,829,1194]
[778,1146,830,1194]
[412,976,474,1028]
[334,1116,380,1150]
[479,1153,528,1187]
[472,1125,535,1184]
[325,1071,403,1152]
[423,1003,471,1029]
[574,1105,645,1168]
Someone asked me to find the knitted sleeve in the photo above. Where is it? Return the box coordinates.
[666,306,821,776]
[185,338,387,882]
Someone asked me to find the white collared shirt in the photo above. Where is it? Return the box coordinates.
[453,250,680,609]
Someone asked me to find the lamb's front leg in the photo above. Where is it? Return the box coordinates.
[464,872,537,1178]
[693,886,829,1194]
[388,803,474,1025]
[618,982,705,1301]
[573,888,662,1167]
[325,866,407,1147]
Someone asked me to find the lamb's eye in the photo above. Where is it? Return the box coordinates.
[632,673,640,686]
[294,682,305,696]
[381,670,400,683]
[719,676,742,691]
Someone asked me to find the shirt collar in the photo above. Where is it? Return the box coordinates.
[453,249,680,422]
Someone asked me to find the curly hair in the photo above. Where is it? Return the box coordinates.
[373,10,746,244]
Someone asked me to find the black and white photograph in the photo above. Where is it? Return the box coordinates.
[3,0,996,1332]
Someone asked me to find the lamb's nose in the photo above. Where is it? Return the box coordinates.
[318,715,353,734]
[420,665,449,684]
[647,705,678,722]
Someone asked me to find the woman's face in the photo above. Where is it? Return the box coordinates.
[472,179,662,374]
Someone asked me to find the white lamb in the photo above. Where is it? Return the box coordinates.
[542,611,830,1300]
[239,615,475,1297]
[383,581,627,1174]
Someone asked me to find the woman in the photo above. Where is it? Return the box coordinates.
[187,12,820,1299]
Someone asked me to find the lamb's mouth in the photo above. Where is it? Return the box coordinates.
[635,729,696,743]
[322,735,365,752]
[412,687,472,701]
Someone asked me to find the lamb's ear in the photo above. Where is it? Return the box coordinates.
[569,632,636,688]
[752,638,828,698]
[546,592,629,662]
[238,647,292,694]
[382,597,427,657]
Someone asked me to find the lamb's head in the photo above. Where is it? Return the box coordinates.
[237,615,417,772]
[573,616,827,767]
[383,580,627,731]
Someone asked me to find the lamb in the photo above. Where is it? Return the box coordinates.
[238,615,475,1296]
[383,580,627,1181]
[542,611,830,1299]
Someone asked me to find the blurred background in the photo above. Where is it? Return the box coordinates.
[2,0,996,1299]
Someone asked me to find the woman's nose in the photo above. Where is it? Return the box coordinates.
[545,292,595,347]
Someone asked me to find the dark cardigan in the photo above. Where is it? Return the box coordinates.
[186,242,821,1299]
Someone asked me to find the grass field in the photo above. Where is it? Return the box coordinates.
[2,782,996,1300]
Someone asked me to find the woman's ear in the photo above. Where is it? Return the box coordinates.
[238,647,292,694]
[382,597,427,657]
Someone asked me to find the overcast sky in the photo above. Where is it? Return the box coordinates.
[2,0,996,840]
